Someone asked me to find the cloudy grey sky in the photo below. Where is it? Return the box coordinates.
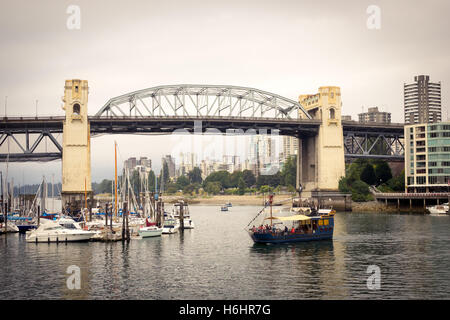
[1,0,449,184]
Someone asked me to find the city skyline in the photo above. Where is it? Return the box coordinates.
[1,0,449,184]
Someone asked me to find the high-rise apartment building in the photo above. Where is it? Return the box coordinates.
[404,75,441,124]
[161,155,176,178]
[282,136,298,162]
[358,107,391,124]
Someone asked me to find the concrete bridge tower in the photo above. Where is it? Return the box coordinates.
[297,86,346,195]
[61,79,92,212]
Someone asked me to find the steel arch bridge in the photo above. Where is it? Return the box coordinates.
[95,84,312,120]
[0,85,405,162]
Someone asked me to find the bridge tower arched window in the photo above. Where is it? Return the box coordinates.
[329,108,335,119]
[73,103,81,115]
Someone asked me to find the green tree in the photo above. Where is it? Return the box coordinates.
[204,171,231,188]
[375,161,392,184]
[281,155,297,187]
[238,177,246,195]
[148,170,156,192]
[230,171,244,188]
[259,185,271,194]
[242,170,256,187]
[183,184,195,195]
[188,167,203,184]
[204,181,222,195]
[338,176,351,193]
[176,175,190,190]
[360,164,376,185]
[350,180,370,202]
[166,183,178,194]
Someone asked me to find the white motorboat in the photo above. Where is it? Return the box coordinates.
[162,217,180,234]
[26,219,96,243]
[139,225,163,238]
[426,204,449,215]
[0,222,19,233]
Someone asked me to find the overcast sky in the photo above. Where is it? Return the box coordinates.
[1,0,449,184]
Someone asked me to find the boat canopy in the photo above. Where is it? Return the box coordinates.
[265,214,312,221]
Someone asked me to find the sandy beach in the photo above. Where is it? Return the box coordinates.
[163,194,295,206]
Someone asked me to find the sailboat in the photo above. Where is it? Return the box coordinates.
[138,167,162,238]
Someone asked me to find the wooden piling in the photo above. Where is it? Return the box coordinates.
[122,202,127,241]
[179,202,184,230]
[105,203,109,228]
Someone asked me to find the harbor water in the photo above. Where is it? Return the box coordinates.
[1,206,450,299]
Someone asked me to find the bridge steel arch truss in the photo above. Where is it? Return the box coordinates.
[95,85,312,120]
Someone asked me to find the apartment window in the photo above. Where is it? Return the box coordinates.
[416,176,426,184]
[429,162,437,167]
[416,155,426,161]
[442,162,450,167]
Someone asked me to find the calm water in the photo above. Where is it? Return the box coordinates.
[1,206,450,300]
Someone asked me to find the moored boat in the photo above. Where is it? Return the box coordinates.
[26,219,96,243]
[172,201,195,229]
[162,217,180,234]
[139,225,163,238]
[426,203,449,215]
[221,205,228,212]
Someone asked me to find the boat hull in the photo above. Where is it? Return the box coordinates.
[139,228,163,238]
[162,226,179,234]
[26,232,95,243]
[17,225,37,233]
[250,231,333,244]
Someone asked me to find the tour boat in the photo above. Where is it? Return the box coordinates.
[221,205,228,212]
[26,219,96,243]
[247,195,335,244]
[226,202,232,207]
[162,217,180,234]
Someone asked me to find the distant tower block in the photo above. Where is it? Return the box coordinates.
[61,79,92,213]
[297,86,346,193]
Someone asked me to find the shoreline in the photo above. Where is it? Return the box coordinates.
[95,194,429,213]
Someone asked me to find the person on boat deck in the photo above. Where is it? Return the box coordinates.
[284,226,288,234]
[291,227,295,233]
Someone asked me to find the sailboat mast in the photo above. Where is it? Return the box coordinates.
[115,141,118,221]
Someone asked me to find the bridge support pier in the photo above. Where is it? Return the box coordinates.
[61,79,92,215]
[297,86,346,197]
